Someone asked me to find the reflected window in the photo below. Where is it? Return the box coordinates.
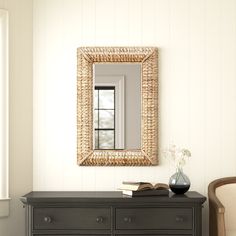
[94,86,115,149]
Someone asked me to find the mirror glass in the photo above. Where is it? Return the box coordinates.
[94,63,141,150]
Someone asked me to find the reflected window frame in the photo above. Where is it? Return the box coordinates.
[94,75,125,150]
[94,86,115,149]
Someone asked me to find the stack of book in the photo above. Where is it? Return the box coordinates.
[119,181,170,197]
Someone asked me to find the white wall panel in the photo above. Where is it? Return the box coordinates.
[205,0,223,182]
[220,0,236,176]
[33,1,236,235]
[113,0,130,45]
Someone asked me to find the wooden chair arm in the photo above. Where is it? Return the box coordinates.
[208,176,236,236]
[208,184,225,214]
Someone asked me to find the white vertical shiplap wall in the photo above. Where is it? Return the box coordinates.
[33,1,236,235]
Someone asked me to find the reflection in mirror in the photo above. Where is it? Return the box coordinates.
[94,64,141,150]
[94,86,115,149]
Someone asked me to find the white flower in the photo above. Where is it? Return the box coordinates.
[163,144,191,169]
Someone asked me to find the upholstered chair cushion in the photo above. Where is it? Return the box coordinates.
[226,230,236,236]
[216,183,236,235]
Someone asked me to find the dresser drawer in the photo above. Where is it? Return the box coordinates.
[115,208,192,230]
[33,207,111,230]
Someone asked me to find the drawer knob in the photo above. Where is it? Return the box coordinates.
[44,216,52,223]
[123,216,132,223]
[175,216,184,222]
[96,216,104,223]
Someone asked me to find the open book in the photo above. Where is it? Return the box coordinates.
[120,181,169,191]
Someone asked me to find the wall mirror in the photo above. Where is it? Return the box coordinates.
[77,47,158,166]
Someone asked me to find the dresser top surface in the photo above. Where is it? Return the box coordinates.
[21,191,206,204]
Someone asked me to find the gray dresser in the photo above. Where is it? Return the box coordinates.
[20,191,206,236]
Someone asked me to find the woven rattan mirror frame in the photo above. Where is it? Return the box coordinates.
[77,47,158,166]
